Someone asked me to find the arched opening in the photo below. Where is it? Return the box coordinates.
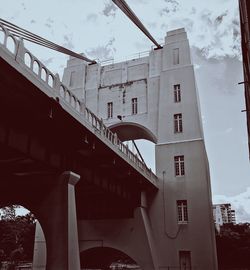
[109,122,157,144]
[80,247,139,270]
[0,26,5,44]
[0,205,46,270]
[109,122,156,173]
[24,52,32,68]
[33,61,40,75]
[41,68,47,82]
[6,36,16,54]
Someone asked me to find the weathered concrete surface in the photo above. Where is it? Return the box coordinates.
[62,28,218,270]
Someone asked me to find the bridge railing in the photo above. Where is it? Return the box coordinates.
[0,22,157,184]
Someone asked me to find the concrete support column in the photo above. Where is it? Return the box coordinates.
[36,171,80,270]
[133,191,159,270]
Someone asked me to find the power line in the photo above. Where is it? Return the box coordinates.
[0,18,96,63]
[112,0,162,49]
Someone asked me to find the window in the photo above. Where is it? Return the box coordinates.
[107,102,113,118]
[173,48,179,65]
[132,98,138,115]
[179,251,191,270]
[69,71,76,87]
[174,113,183,133]
[174,84,181,102]
[177,200,188,223]
[174,155,185,176]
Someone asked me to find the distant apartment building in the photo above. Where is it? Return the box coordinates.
[239,0,250,157]
[213,204,236,231]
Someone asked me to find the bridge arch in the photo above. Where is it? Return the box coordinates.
[109,121,157,144]
[0,204,47,269]
[80,246,139,269]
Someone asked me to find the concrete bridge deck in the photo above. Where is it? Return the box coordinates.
[0,22,158,219]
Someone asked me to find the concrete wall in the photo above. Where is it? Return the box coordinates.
[62,28,218,270]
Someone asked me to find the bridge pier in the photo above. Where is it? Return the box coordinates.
[34,171,81,270]
[133,206,159,270]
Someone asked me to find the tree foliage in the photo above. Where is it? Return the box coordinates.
[0,210,36,262]
[1,205,20,221]
[216,223,250,269]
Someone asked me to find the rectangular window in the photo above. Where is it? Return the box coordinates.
[179,250,191,270]
[107,102,113,118]
[174,155,185,176]
[132,98,138,115]
[174,113,183,133]
[174,84,181,102]
[69,71,76,87]
[173,48,179,65]
[177,200,188,223]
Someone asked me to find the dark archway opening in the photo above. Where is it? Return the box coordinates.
[80,247,139,270]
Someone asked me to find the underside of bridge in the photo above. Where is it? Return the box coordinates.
[80,247,137,269]
[0,54,157,221]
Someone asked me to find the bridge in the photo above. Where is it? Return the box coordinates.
[0,22,218,270]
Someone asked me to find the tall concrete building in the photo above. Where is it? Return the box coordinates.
[57,28,217,270]
[213,203,236,232]
[239,0,250,156]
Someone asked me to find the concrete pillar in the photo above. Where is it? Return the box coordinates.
[133,192,159,270]
[33,221,46,270]
[138,208,159,270]
[34,171,80,270]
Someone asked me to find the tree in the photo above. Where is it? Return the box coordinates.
[216,223,250,269]
[0,209,36,262]
[1,205,20,221]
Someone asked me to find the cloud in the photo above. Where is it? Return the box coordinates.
[213,187,250,223]
[45,17,54,28]
[86,13,98,23]
[225,127,233,134]
[215,11,228,25]
[102,1,117,18]
[62,34,74,50]
[160,0,179,15]
[86,37,116,60]
[192,47,243,95]
[21,2,26,10]
[41,57,54,66]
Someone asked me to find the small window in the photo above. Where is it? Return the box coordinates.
[174,155,185,176]
[173,48,179,65]
[177,200,188,223]
[132,98,138,115]
[179,250,191,270]
[174,84,181,102]
[69,71,76,87]
[107,102,113,118]
[174,113,183,133]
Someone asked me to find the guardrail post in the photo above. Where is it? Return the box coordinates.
[114,133,118,145]
[15,38,25,64]
[80,101,86,117]
[100,119,104,135]
[53,73,61,94]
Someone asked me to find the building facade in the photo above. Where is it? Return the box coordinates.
[33,28,217,270]
[213,203,236,232]
[239,0,250,157]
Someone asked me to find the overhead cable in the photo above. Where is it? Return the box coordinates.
[0,18,96,63]
[112,0,162,49]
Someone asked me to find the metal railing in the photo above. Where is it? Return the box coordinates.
[0,22,158,185]
[100,50,150,66]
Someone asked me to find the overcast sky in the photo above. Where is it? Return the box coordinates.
[1,0,250,222]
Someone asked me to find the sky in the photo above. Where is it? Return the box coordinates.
[0,0,250,222]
